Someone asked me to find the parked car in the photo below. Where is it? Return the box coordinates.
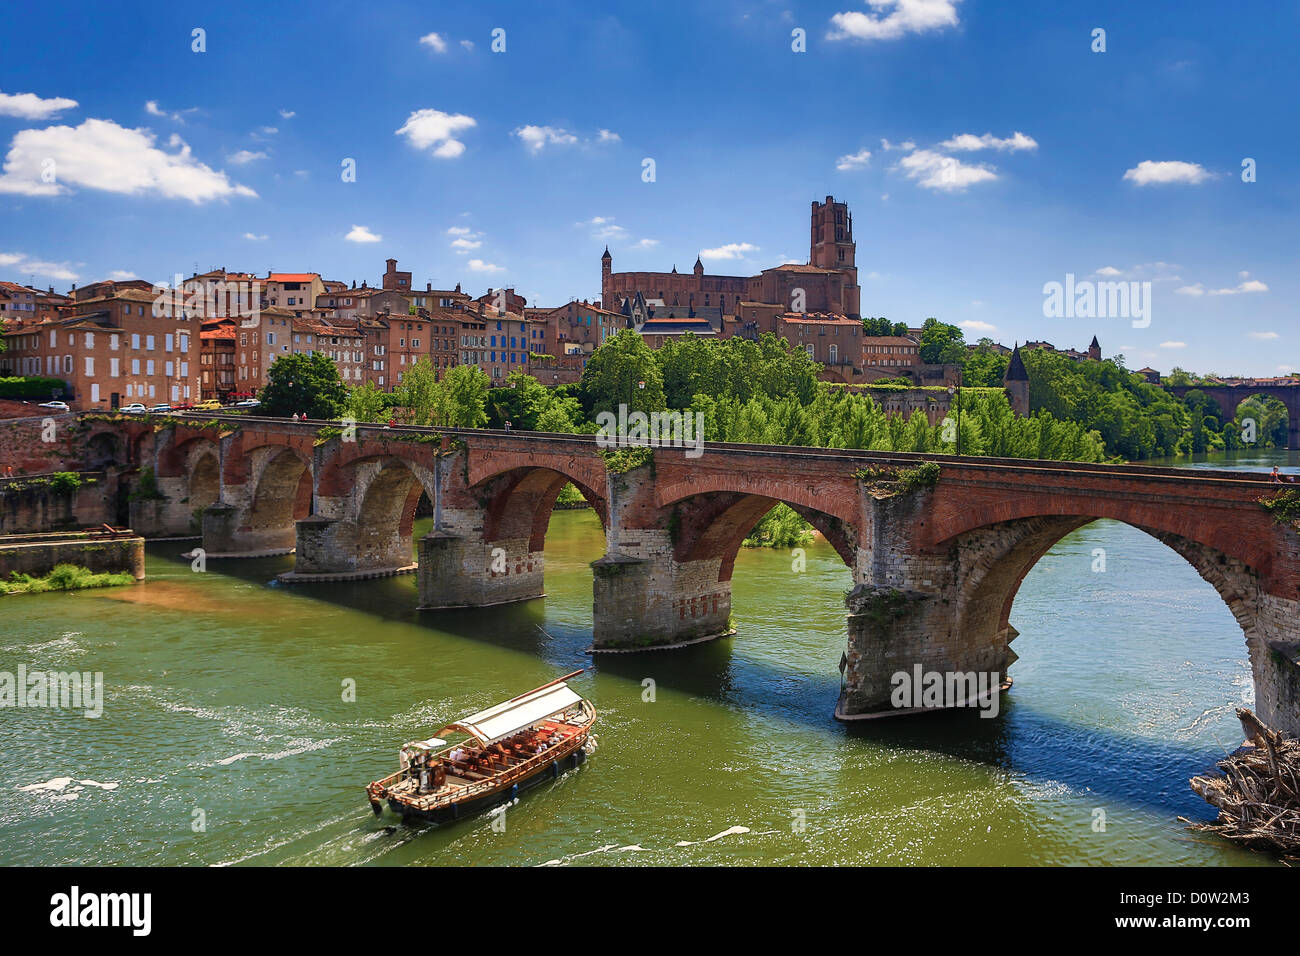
[192,399,222,411]
[148,403,173,414]
[38,401,70,412]
[119,403,147,414]
[233,398,261,408]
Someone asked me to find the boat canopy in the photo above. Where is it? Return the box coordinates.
[444,682,583,746]
[403,737,447,753]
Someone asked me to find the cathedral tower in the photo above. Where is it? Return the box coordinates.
[810,196,860,316]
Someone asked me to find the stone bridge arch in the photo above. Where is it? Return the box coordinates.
[836,481,1300,731]
[202,440,312,556]
[293,451,436,577]
[419,452,609,610]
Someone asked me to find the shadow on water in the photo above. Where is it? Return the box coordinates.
[153,544,1233,824]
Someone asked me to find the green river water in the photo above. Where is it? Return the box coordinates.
[2,450,1296,866]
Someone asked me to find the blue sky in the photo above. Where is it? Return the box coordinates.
[1,0,1296,376]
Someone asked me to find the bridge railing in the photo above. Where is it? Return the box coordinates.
[140,410,1289,486]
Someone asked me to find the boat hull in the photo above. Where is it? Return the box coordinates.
[386,746,587,824]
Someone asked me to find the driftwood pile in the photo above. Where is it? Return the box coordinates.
[1181,708,1300,859]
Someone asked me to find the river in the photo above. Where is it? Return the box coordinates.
[2,450,1296,866]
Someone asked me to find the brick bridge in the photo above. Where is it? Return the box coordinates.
[24,412,1300,733]
[1163,382,1299,449]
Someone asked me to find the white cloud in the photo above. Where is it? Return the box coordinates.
[1123,160,1211,186]
[450,237,481,252]
[468,259,504,273]
[597,129,621,143]
[1093,262,1181,282]
[460,39,475,51]
[145,100,197,123]
[419,32,448,53]
[836,148,872,171]
[700,242,759,260]
[279,109,295,119]
[880,138,916,151]
[1249,331,1279,340]
[828,0,961,42]
[1176,274,1268,296]
[514,125,579,153]
[257,126,278,136]
[227,149,267,165]
[576,216,628,241]
[632,238,659,249]
[939,131,1037,152]
[0,252,79,281]
[960,319,997,332]
[1159,341,1187,349]
[243,232,268,241]
[345,224,382,243]
[446,226,474,236]
[896,148,996,191]
[0,90,78,120]
[109,269,138,280]
[0,118,255,202]
[395,108,476,158]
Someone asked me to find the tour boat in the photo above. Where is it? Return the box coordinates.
[366,670,596,823]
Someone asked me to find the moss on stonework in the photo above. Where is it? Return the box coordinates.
[1259,489,1300,527]
[854,461,941,495]
[1,471,91,497]
[601,445,654,474]
[848,585,910,630]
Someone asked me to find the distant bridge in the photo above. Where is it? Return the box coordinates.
[17,412,1300,732]
[1163,382,1300,448]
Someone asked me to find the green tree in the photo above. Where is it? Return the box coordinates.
[918,317,966,365]
[438,364,490,428]
[345,381,390,423]
[260,352,348,419]
[397,358,442,425]
[861,316,909,336]
[580,329,666,416]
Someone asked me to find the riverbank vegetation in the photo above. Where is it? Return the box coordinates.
[2,564,136,595]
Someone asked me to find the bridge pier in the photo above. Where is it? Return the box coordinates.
[417,531,544,608]
[591,535,733,650]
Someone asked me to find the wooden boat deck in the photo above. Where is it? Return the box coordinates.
[384,715,591,813]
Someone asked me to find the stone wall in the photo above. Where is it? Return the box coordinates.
[0,531,145,579]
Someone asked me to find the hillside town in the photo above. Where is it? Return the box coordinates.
[6,195,1258,413]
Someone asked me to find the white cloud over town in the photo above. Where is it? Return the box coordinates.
[828,0,962,42]
[1123,160,1211,185]
[0,118,255,202]
[395,109,476,158]
[344,224,382,243]
[0,90,78,119]
[895,148,996,190]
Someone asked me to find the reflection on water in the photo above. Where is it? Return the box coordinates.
[0,451,1288,866]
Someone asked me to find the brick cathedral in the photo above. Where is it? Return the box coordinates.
[600,196,862,322]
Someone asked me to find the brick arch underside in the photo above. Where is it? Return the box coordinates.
[244,447,312,536]
[354,460,427,568]
[949,515,1265,674]
[479,467,608,550]
[187,443,220,511]
[669,491,857,581]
